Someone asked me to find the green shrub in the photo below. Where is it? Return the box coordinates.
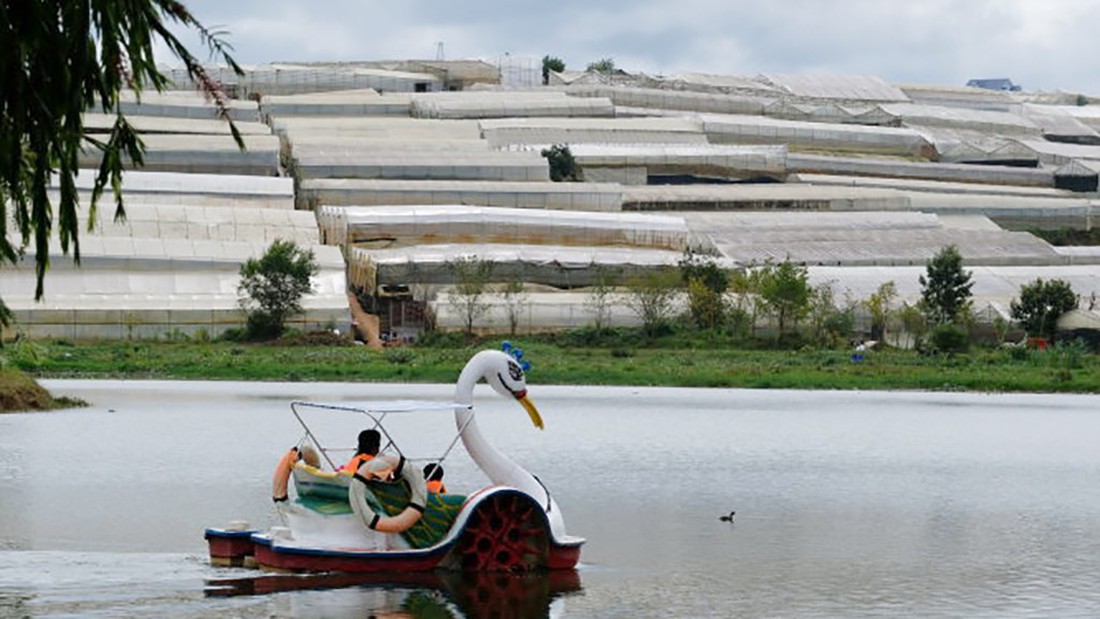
[384,347,416,365]
[928,323,970,353]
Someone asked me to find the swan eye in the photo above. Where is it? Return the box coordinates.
[507,360,524,382]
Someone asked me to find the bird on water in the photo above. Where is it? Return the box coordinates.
[719,511,736,522]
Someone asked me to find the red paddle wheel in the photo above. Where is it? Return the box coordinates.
[456,490,550,572]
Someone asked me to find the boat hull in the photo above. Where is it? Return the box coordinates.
[207,487,583,573]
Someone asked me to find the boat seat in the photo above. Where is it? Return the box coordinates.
[366,479,466,549]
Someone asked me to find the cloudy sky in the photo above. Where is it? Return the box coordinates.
[166,0,1100,94]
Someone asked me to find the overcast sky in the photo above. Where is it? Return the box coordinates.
[166,0,1100,94]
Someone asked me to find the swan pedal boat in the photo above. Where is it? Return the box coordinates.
[205,349,584,573]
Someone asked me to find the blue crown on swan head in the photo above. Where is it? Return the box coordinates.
[501,341,532,372]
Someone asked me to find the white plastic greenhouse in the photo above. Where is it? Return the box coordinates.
[82,112,271,137]
[432,290,652,332]
[562,84,773,115]
[347,243,704,292]
[114,89,260,122]
[679,210,1067,267]
[550,144,789,184]
[315,204,689,250]
[300,179,624,211]
[787,153,1054,187]
[260,90,412,117]
[58,170,296,209]
[478,117,708,148]
[2,240,348,339]
[699,113,935,157]
[409,91,614,119]
[622,183,910,212]
[290,146,549,182]
[76,134,281,176]
[271,117,483,141]
[85,203,319,246]
[164,63,443,96]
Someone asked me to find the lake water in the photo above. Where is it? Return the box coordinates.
[1,380,1098,618]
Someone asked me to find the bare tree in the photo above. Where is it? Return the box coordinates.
[625,269,680,337]
[448,256,493,336]
[863,280,898,341]
[584,266,619,332]
[499,277,529,336]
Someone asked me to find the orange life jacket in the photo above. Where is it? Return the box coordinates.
[341,453,374,474]
[426,479,447,494]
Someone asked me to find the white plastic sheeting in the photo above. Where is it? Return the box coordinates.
[643,72,782,95]
[164,63,443,96]
[291,146,549,182]
[758,74,910,102]
[764,101,900,126]
[682,210,1068,267]
[905,192,1098,231]
[563,84,772,115]
[316,204,688,249]
[882,103,1042,135]
[83,112,271,136]
[86,203,319,246]
[907,126,1036,164]
[301,179,623,212]
[699,113,934,157]
[271,117,482,141]
[552,143,788,183]
[478,117,707,148]
[792,173,1078,199]
[1014,138,1100,166]
[1020,104,1100,142]
[410,91,614,119]
[260,90,412,117]
[76,134,281,176]
[54,170,296,208]
[433,290,652,332]
[114,89,260,122]
[622,183,910,212]
[788,153,1053,187]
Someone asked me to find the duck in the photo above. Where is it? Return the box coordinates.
[719,510,736,522]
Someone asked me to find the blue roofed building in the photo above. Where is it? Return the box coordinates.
[966,78,1022,91]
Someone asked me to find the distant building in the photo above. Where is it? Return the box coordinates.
[966,78,1022,92]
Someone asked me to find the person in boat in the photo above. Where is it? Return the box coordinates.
[341,429,381,473]
[423,463,447,494]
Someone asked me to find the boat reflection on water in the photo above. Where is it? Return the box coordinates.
[205,568,583,618]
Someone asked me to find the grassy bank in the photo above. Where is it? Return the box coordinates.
[8,336,1100,394]
[0,367,88,412]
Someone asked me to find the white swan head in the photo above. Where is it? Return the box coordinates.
[466,349,544,430]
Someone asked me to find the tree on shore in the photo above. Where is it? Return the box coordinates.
[448,256,493,336]
[919,245,973,326]
[238,240,318,340]
[0,1,242,328]
[499,277,529,337]
[584,266,619,332]
[863,280,898,341]
[1010,278,1078,340]
[679,249,728,331]
[757,259,812,341]
[626,269,679,337]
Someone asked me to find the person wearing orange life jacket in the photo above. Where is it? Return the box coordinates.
[341,429,381,473]
[423,463,447,494]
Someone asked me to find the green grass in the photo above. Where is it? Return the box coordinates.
[8,336,1100,394]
